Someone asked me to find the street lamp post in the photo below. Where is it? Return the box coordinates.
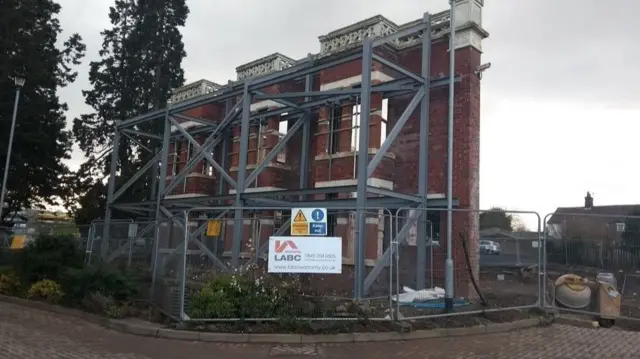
[0,76,26,224]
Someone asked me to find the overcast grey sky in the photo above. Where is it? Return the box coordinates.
[55,0,639,227]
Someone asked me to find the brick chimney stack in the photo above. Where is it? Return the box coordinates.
[585,192,594,209]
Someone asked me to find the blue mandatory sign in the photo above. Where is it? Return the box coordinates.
[311,209,325,222]
[310,222,327,235]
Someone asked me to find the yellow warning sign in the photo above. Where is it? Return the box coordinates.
[294,210,307,223]
[206,220,222,237]
[291,222,309,236]
[10,235,26,250]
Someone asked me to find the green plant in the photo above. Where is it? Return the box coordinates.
[0,270,21,295]
[60,265,139,305]
[27,279,64,303]
[188,274,291,319]
[81,292,130,319]
[14,234,83,284]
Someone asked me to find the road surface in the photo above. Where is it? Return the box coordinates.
[1,300,638,358]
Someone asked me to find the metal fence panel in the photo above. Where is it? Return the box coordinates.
[149,215,187,319]
[391,208,542,321]
[172,206,394,322]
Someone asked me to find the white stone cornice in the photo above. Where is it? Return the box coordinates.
[169,79,221,104]
[236,53,296,81]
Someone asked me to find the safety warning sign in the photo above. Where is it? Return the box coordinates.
[290,208,327,236]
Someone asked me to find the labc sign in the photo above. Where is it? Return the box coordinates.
[273,240,301,261]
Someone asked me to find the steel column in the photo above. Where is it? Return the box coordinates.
[151,110,171,291]
[101,120,122,260]
[218,99,232,202]
[354,37,373,300]
[150,147,159,201]
[444,1,457,312]
[416,12,433,290]
[232,83,252,267]
[299,74,313,200]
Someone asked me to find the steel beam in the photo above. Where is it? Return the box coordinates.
[122,129,162,140]
[366,186,422,203]
[254,90,300,109]
[249,77,454,121]
[416,13,433,290]
[252,83,414,100]
[122,185,361,208]
[366,87,424,178]
[372,54,425,84]
[363,206,423,293]
[118,44,455,131]
[101,120,122,260]
[168,116,237,188]
[243,114,305,188]
[355,37,373,300]
[162,101,241,196]
[110,151,162,203]
[110,206,149,216]
[121,131,152,153]
[245,197,425,209]
[117,52,362,129]
[244,217,292,270]
[231,83,252,267]
[172,113,218,127]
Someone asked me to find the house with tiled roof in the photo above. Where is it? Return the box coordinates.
[547,192,640,246]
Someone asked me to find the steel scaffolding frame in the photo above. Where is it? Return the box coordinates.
[101,12,458,299]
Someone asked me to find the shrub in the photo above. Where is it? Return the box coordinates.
[0,270,21,295]
[81,292,130,319]
[15,234,83,284]
[60,265,139,306]
[27,279,64,303]
[188,274,290,319]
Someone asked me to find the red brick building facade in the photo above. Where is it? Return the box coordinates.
[162,0,487,296]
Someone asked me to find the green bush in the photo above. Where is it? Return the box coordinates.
[27,279,64,303]
[81,292,131,319]
[15,234,83,284]
[188,274,290,319]
[60,265,139,305]
[0,270,21,295]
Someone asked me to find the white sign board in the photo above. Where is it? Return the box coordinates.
[290,208,327,236]
[127,223,138,239]
[532,241,539,248]
[267,236,342,274]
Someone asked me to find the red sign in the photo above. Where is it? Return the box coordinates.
[275,240,299,253]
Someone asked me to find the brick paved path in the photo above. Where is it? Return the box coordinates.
[1,301,639,358]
